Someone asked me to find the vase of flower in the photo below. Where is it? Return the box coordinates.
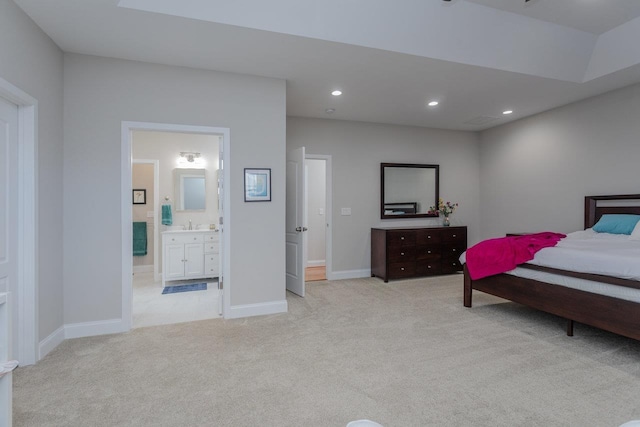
[429,198,458,227]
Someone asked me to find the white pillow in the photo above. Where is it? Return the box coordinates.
[630,221,640,240]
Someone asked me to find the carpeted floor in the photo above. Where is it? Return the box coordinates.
[13,275,640,426]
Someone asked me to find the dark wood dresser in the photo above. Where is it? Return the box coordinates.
[371,226,467,282]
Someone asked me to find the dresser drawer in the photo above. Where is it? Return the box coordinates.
[416,246,440,261]
[416,261,441,275]
[388,262,416,278]
[442,254,463,274]
[388,246,416,262]
[416,229,442,245]
[441,245,463,258]
[442,228,466,244]
[387,230,416,247]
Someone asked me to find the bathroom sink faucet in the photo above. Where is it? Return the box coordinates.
[188,220,192,230]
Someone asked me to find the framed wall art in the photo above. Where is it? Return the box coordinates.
[132,189,146,204]
[244,168,271,202]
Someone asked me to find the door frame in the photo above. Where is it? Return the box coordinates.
[305,154,333,280]
[121,121,231,330]
[131,159,160,282]
[0,77,38,365]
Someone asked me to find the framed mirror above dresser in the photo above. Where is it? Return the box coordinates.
[381,163,439,219]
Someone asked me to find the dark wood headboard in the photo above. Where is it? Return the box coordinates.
[584,194,640,229]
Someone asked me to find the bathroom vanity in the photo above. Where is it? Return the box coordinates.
[162,230,220,286]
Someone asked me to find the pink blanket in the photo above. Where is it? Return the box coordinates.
[465,232,566,280]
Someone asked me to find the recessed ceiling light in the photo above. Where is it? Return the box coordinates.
[325,108,335,114]
[331,90,342,96]
[428,101,439,107]
[503,110,513,115]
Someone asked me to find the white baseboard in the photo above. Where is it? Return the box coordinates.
[64,318,127,340]
[328,269,371,281]
[226,300,288,319]
[38,325,65,361]
[133,265,153,274]
[306,260,326,268]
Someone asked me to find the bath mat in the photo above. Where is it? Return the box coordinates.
[162,283,207,295]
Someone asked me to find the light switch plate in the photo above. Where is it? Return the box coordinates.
[341,208,352,216]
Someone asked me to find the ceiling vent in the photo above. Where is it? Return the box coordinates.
[463,116,501,126]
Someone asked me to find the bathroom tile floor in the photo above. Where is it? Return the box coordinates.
[133,271,221,328]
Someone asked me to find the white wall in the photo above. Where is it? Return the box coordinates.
[64,54,286,325]
[306,159,326,266]
[287,117,480,276]
[0,0,64,343]
[479,82,640,240]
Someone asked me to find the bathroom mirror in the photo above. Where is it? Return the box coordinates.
[381,163,439,219]
[173,168,206,211]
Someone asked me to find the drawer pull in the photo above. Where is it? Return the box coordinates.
[401,237,405,240]
[428,236,431,239]
[452,248,457,252]
[452,234,457,237]
[401,252,405,256]
[427,250,431,254]
[428,265,431,269]
[401,267,405,271]
[194,237,197,240]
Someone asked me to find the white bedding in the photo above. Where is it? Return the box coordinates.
[459,229,640,281]
[527,229,640,281]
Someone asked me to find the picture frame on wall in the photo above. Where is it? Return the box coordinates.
[244,168,271,202]
[132,189,146,204]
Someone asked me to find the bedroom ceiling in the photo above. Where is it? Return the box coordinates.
[12,0,640,131]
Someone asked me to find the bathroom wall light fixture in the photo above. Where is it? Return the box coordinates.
[180,152,201,162]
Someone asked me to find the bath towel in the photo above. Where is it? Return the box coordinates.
[161,204,173,226]
[133,222,148,256]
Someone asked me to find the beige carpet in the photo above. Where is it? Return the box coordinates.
[13,275,640,426]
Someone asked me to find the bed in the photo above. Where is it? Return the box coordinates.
[463,194,640,341]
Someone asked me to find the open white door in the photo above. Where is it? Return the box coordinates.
[218,139,224,315]
[0,96,18,425]
[286,147,306,296]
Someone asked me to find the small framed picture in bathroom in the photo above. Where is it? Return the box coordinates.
[132,189,146,204]
[244,168,271,202]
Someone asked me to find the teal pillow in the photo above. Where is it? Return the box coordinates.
[592,214,640,235]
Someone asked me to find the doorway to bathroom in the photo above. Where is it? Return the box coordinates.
[123,123,229,330]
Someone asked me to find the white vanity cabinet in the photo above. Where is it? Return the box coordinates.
[162,231,220,285]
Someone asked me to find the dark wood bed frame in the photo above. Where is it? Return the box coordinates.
[463,194,640,341]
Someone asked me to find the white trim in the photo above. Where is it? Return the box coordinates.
[306,260,326,267]
[64,319,125,340]
[38,325,64,360]
[122,121,231,332]
[132,159,160,281]
[328,269,371,281]
[0,77,38,366]
[305,154,332,282]
[226,300,288,319]
[133,265,154,274]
